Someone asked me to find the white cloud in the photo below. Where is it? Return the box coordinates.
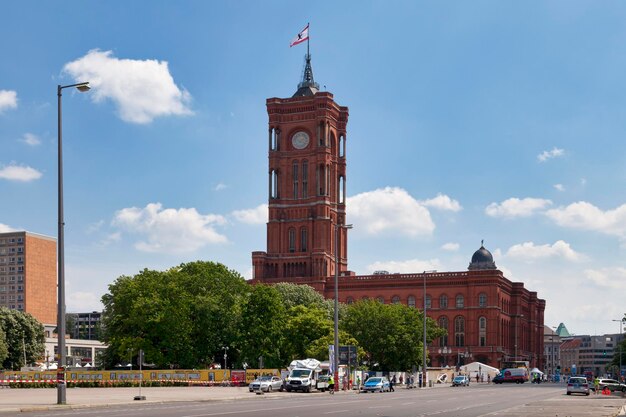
[112,202,227,253]
[537,147,564,162]
[0,223,16,233]
[67,291,103,312]
[20,133,41,146]
[63,49,193,124]
[485,197,552,218]
[98,232,121,247]
[583,267,626,291]
[0,90,17,113]
[215,182,228,191]
[441,242,459,251]
[0,163,42,182]
[231,204,267,225]
[421,193,462,212]
[365,258,442,274]
[504,240,586,262]
[553,184,565,192]
[347,187,435,237]
[546,201,626,238]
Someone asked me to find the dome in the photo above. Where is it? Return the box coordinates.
[468,242,497,270]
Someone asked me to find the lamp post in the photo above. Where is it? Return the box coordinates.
[422,270,437,388]
[613,319,624,381]
[222,346,229,370]
[513,314,524,362]
[334,223,352,392]
[57,81,90,405]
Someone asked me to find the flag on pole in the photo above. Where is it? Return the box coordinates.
[290,24,309,47]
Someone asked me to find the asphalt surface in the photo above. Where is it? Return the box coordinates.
[0,383,624,417]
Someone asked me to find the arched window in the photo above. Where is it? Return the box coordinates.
[288,228,296,252]
[292,160,299,198]
[478,293,487,308]
[456,294,464,309]
[438,316,449,347]
[302,160,308,198]
[376,296,384,304]
[392,295,401,304]
[408,295,416,308]
[479,317,487,347]
[454,316,465,347]
[440,295,448,309]
[425,295,431,309]
[346,297,354,305]
[300,228,308,252]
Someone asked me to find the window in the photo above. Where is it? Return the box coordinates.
[392,295,401,304]
[456,295,464,308]
[300,228,308,252]
[454,316,465,347]
[302,160,308,198]
[288,228,296,252]
[438,316,449,346]
[292,161,299,198]
[425,295,431,309]
[440,295,448,309]
[478,293,487,308]
[479,317,487,347]
[408,295,416,308]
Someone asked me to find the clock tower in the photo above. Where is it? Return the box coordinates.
[252,53,350,285]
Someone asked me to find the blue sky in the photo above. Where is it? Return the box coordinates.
[1,1,625,336]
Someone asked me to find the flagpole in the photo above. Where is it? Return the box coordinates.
[307,22,310,57]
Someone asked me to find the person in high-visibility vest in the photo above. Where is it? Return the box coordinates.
[328,375,335,394]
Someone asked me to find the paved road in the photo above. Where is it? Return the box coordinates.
[1,384,625,417]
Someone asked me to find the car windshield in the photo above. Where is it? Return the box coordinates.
[453,376,465,381]
[367,378,382,383]
[258,376,272,381]
[290,370,311,378]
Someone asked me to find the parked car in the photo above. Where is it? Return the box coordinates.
[361,377,390,392]
[566,376,590,396]
[592,378,626,392]
[316,375,330,391]
[451,375,470,387]
[249,376,284,392]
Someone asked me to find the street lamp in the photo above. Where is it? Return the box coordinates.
[422,270,437,388]
[513,314,524,362]
[57,81,90,405]
[334,223,352,392]
[222,346,229,370]
[613,318,624,381]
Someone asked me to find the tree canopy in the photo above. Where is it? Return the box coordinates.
[0,308,45,370]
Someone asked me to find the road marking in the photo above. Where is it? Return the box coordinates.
[323,410,349,414]
[402,402,416,405]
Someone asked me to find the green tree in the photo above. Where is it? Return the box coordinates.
[238,284,286,368]
[0,308,45,370]
[282,305,333,361]
[341,299,445,371]
[101,261,247,369]
[0,323,8,366]
[273,283,326,310]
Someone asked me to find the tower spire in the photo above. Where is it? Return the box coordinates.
[293,27,319,98]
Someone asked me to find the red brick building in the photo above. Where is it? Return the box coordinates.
[251,54,545,370]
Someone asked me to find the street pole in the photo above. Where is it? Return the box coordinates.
[613,319,624,380]
[422,270,436,388]
[57,81,90,405]
[334,223,352,392]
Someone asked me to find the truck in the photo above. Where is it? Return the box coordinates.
[493,368,529,384]
[284,359,322,393]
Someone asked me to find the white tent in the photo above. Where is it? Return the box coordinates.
[460,361,499,379]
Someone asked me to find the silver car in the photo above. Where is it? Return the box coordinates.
[566,376,590,396]
[249,376,284,392]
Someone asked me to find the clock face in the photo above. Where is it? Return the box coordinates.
[292,131,310,150]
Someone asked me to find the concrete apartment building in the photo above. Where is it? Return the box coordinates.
[0,231,56,325]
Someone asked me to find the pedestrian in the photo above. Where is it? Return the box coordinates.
[389,376,395,392]
[487,374,491,384]
[594,377,600,394]
[356,375,361,389]
[476,374,480,383]
[328,374,335,394]
[399,375,403,385]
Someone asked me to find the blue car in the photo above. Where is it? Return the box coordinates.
[361,377,390,392]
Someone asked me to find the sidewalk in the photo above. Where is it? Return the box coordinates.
[0,386,261,413]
